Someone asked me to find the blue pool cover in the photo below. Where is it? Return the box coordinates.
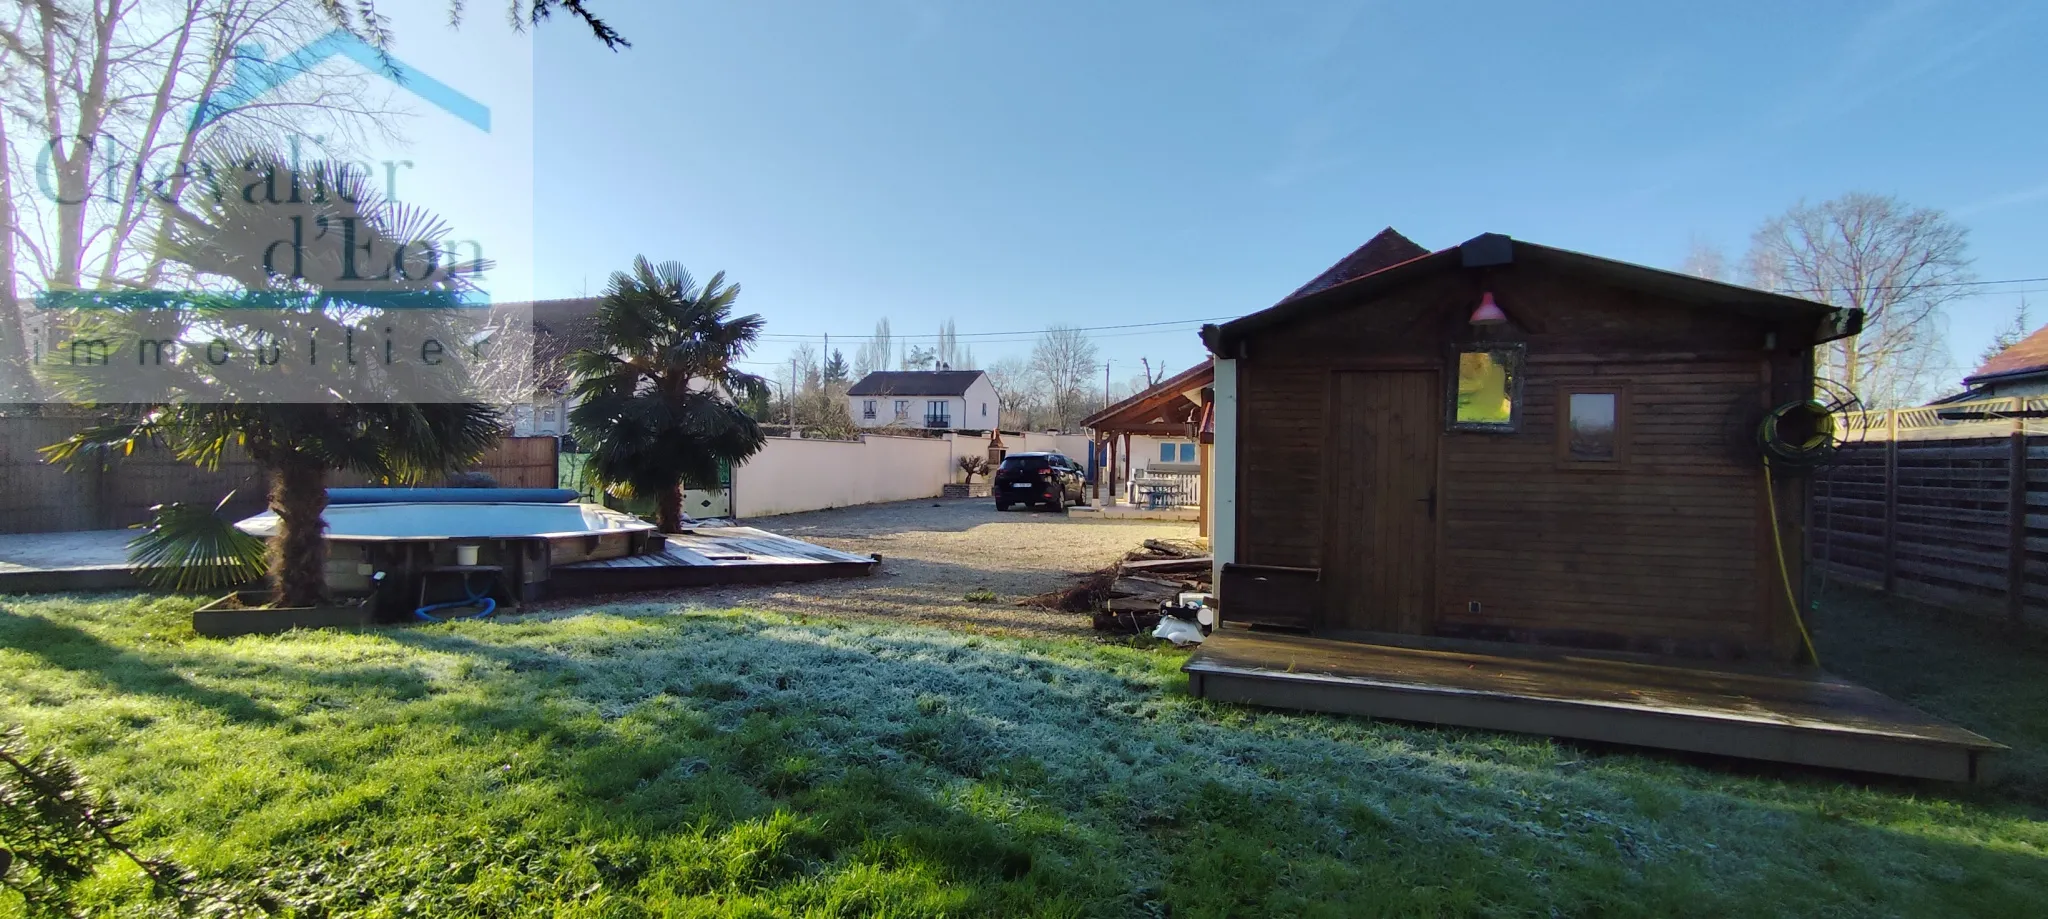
[326,487,581,505]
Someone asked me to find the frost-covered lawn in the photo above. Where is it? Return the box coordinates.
[1,591,2045,918]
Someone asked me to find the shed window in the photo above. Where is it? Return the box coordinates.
[1557,384,1629,467]
[1568,394,1617,459]
[1449,345,1523,432]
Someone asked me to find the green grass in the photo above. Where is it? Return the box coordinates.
[1,588,2044,917]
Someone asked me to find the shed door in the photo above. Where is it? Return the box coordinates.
[1323,371,1439,633]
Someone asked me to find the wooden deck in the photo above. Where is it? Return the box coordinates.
[1183,629,2003,782]
[546,526,877,596]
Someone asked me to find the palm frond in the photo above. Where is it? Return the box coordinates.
[36,411,179,471]
[126,496,268,593]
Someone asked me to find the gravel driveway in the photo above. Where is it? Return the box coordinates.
[576,498,1200,638]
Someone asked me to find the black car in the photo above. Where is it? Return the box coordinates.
[993,452,1088,511]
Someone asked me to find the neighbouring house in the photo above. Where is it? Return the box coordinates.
[504,297,598,438]
[847,370,998,431]
[1927,323,2048,419]
[1176,231,1999,782]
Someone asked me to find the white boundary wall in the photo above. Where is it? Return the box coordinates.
[732,434,952,518]
[731,431,1101,518]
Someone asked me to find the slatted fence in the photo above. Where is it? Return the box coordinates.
[0,416,557,534]
[1813,405,2048,626]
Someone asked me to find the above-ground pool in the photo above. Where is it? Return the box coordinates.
[234,488,664,605]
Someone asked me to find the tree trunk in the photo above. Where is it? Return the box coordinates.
[269,458,330,608]
[1842,333,1860,401]
[656,484,684,533]
[0,106,36,400]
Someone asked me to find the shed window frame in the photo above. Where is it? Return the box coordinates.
[1445,343,1525,433]
[1555,381,1631,470]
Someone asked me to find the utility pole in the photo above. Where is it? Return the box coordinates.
[789,355,798,428]
[1104,360,1111,408]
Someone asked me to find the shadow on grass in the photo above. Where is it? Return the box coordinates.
[8,593,2048,916]
[356,609,2048,917]
[1810,583,2048,808]
[0,603,283,725]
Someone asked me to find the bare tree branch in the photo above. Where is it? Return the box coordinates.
[1745,192,1973,407]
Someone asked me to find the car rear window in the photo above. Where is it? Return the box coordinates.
[999,456,1050,471]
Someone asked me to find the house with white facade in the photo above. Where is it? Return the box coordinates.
[847,370,998,431]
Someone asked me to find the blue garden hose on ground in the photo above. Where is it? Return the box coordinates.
[414,572,499,622]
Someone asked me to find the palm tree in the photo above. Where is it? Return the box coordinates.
[568,257,769,532]
[41,151,503,607]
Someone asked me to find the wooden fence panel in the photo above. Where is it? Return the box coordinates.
[0,416,557,534]
[1811,416,2048,627]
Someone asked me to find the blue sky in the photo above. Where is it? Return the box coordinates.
[528,0,2047,389]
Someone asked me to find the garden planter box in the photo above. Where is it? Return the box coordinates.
[193,590,377,637]
[942,483,992,499]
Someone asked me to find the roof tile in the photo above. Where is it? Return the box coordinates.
[1281,227,1430,301]
[1969,324,2048,381]
[847,370,986,396]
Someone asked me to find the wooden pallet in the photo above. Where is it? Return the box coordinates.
[547,526,877,595]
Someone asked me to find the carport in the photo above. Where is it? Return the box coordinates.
[1080,361,1214,533]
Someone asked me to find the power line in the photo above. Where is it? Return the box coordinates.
[751,315,1236,342]
[1765,275,2048,298]
[739,273,2048,345]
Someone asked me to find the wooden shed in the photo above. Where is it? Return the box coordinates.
[1203,230,1865,659]
[1184,231,2004,781]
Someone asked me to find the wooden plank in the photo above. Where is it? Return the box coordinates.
[1893,557,2007,591]
[548,557,877,595]
[2013,432,2029,623]
[1895,541,2007,570]
[1883,435,1899,592]
[1121,556,1214,573]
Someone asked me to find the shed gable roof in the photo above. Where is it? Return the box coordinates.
[848,370,987,397]
[1282,227,1431,301]
[1203,233,1863,356]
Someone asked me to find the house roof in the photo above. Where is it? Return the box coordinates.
[847,370,987,397]
[475,297,600,393]
[1964,324,2048,384]
[1082,360,1213,433]
[526,297,604,353]
[1203,233,1864,356]
[1281,227,1431,301]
